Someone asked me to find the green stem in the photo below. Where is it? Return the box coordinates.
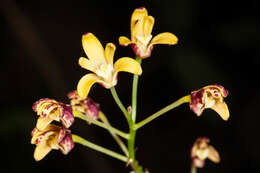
[132,57,142,123]
[131,160,145,173]
[73,110,129,139]
[99,111,129,156]
[72,134,128,162]
[134,95,191,130]
[128,120,136,160]
[191,164,197,173]
[127,57,143,173]
[110,86,130,119]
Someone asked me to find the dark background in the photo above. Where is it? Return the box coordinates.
[1,0,259,172]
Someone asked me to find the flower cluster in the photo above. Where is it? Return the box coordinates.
[30,6,231,173]
[31,94,100,161]
[31,98,75,161]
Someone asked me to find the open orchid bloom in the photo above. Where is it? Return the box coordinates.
[67,90,100,120]
[191,137,220,168]
[32,98,74,130]
[189,85,230,121]
[119,7,178,58]
[31,124,74,161]
[77,33,142,99]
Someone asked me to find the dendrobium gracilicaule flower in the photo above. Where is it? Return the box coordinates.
[67,90,100,120]
[119,7,178,58]
[32,98,74,130]
[77,33,142,98]
[189,85,230,121]
[31,124,74,161]
[191,137,220,168]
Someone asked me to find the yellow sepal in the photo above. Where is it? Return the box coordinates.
[131,7,148,39]
[78,57,96,72]
[119,36,132,46]
[82,33,106,66]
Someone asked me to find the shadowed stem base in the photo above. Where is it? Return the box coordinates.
[191,165,197,173]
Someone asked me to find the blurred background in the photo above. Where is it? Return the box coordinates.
[1,0,259,172]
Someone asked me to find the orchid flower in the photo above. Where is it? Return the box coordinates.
[77,33,142,99]
[31,124,74,161]
[191,137,220,168]
[119,7,178,58]
[32,98,74,130]
[189,85,230,120]
[67,90,100,120]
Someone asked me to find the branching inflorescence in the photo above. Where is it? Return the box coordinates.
[31,7,230,173]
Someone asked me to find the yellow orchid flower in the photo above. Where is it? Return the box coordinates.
[189,84,230,121]
[119,7,178,58]
[191,137,220,168]
[31,124,74,161]
[77,33,142,98]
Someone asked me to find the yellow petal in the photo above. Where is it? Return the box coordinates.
[77,73,101,99]
[211,102,230,121]
[114,57,142,75]
[119,36,132,46]
[150,32,178,45]
[104,43,116,65]
[132,19,144,41]
[143,16,154,39]
[131,7,148,39]
[82,33,106,66]
[36,116,53,131]
[78,57,96,72]
[34,142,52,161]
[207,145,220,163]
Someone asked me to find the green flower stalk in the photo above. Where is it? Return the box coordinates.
[72,134,128,162]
